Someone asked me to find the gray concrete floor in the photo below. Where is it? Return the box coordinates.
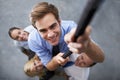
[0,0,120,80]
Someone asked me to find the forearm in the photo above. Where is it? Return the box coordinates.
[20,47,29,56]
[86,39,104,62]
[46,57,59,71]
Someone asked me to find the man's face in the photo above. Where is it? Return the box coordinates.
[75,53,94,67]
[11,29,28,41]
[35,13,61,46]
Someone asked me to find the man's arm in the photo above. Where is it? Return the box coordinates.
[64,26,104,63]
[46,53,69,71]
[85,39,104,62]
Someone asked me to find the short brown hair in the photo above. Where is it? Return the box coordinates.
[30,2,59,27]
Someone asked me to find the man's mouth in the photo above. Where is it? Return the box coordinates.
[49,35,58,43]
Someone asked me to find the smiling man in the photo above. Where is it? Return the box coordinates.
[35,13,61,46]
[28,2,104,80]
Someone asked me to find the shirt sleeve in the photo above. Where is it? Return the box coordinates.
[28,31,52,66]
[63,20,77,33]
[70,21,77,28]
[24,25,35,33]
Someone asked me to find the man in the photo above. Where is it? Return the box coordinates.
[28,2,104,80]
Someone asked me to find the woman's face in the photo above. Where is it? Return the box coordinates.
[31,58,43,73]
[11,29,28,41]
[75,53,94,67]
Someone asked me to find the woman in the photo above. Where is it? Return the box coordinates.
[8,25,36,59]
[24,55,68,80]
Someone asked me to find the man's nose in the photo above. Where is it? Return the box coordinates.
[47,30,54,38]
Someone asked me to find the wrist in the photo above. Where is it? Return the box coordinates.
[85,37,92,52]
[46,56,59,71]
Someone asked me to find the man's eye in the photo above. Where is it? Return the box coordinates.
[50,23,57,29]
[39,30,47,33]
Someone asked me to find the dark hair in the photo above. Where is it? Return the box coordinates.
[88,62,97,67]
[8,27,20,40]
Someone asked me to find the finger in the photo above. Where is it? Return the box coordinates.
[68,42,82,49]
[85,25,92,36]
[76,26,91,43]
[69,47,80,53]
[61,58,69,66]
[64,28,76,43]
[57,53,64,56]
[64,34,72,44]
[68,43,84,53]
[64,33,74,44]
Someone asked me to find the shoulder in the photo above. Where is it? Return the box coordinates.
[24,25,36,33]
[28,29,45,46]
[28,29,38,39]
[13,40,28,48]
[60,20,77,33]
[61,20,77,29]
[61,20,77,26]
[14,40,22,46]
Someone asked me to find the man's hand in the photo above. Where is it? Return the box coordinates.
[46,53,69,71]
[64,25,104,63]
[64,26,91,54]
[53,53,69,66]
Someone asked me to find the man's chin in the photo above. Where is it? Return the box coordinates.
[49,42,58,46]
